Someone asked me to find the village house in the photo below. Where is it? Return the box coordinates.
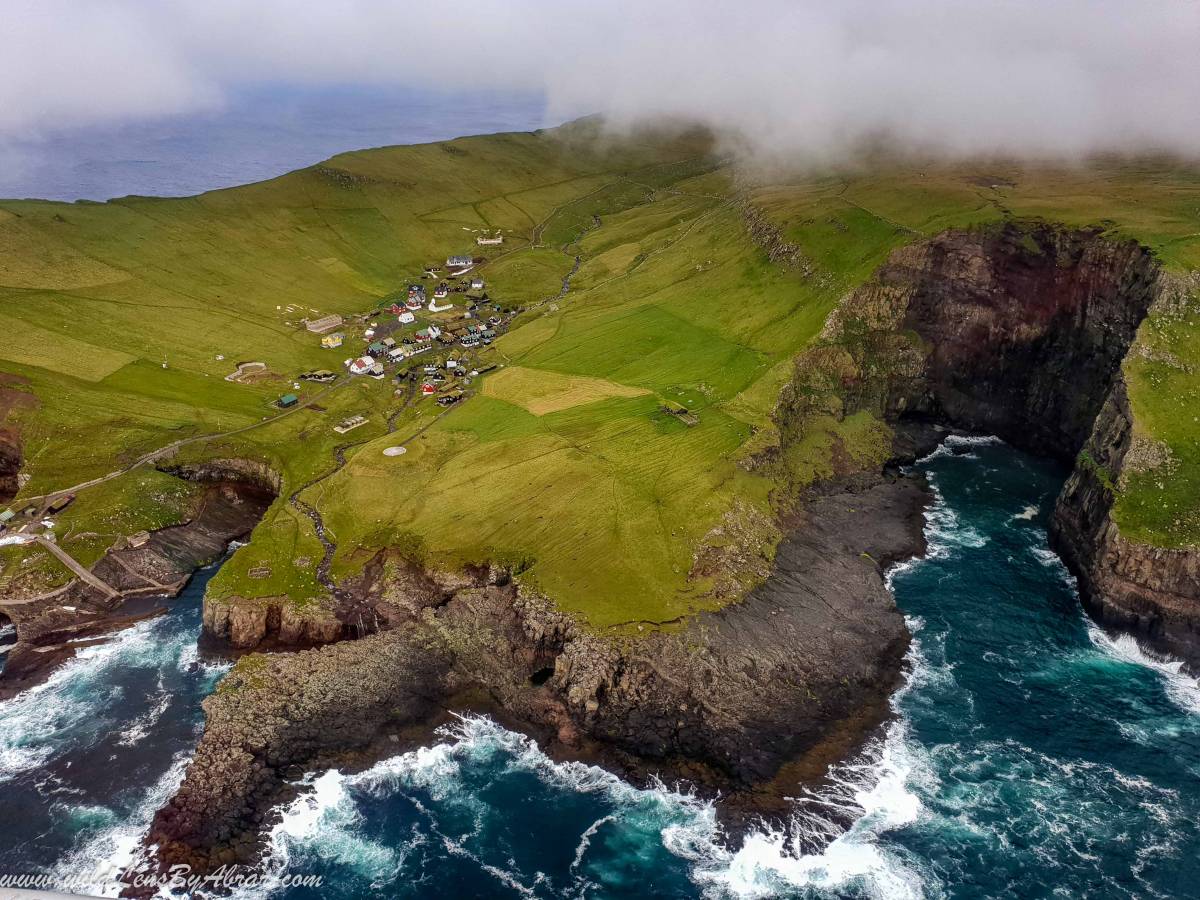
[470,277,485,290]
[348,355,375,375]
[306,314,344,334]
[421,383,437,396]
[446,255,474,270]
[476,234,503,246]
[433,283,449,299]
[368,341,386,356]
[321,333,344,349]
[277,393,299,408]
[405,296,423,311]
[415,324,442,343]
[398,311,416,324]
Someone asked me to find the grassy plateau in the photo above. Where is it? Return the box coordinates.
[1,121,1197,629]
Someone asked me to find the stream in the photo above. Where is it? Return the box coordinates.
[0,439,1197,898]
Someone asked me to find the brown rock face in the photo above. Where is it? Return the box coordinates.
[0,480,275,698]
[147,471,930,876]
[824,220,1199,665]
[0,427,20,503]
[831,221,1160,459]
[1052,381,1200,665]
[145,628,453,875]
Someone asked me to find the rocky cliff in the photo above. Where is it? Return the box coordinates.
[806,220,1199,664]
[145,467,930,875]
[147,218,1200,878]
[0,480,274,698]
[1051,380,1200,664]
[0,427,20,503]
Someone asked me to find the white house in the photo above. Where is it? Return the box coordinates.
[446,255,474,269]
[476,234,503,246]
[470,277,485,290]
[348,356,375,375]
[398,311,416,324]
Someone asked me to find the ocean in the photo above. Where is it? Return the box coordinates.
[0,85,549,202]
[1,437,1196,898]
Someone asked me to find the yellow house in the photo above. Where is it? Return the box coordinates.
[321,333,344,349]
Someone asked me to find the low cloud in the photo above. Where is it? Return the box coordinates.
[4,0,1200,161]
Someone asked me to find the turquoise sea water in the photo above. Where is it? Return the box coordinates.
[1,438,1197,898]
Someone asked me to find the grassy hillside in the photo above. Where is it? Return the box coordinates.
[2,128,1198,625]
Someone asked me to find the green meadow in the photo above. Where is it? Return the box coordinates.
[1,124,1197,624]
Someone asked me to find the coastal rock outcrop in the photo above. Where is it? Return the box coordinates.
[807,219,1198,664]
[0,480,273,698]
[1052,380,1200,664]
[146,627,454,874]
[147,468,929,874]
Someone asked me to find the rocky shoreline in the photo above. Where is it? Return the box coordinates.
[0,479,273,700]
[140,452,934,878]
[137,220,1200,879]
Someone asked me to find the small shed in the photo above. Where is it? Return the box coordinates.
[47,493,76,514]
[278,393,299,408]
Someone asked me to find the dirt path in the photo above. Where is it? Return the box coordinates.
[19,379,347,507]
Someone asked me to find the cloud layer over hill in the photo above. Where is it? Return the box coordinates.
[6,0,1200,161]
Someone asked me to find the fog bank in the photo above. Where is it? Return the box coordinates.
[5,0,1199,162]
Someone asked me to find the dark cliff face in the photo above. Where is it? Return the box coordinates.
[871,222,1159,460]
[824,221,1200,665]
[146,472,931,876]
[0,427,22,503]
[1051,380,1200,665]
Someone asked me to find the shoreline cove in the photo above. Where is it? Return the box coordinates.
[0,441,1198,897]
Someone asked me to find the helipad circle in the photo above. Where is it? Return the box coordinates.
[382,446,407,457]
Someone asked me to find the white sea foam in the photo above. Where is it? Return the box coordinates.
[0,611,200,782]
[51,751,194,898]
[233,704,934,900]
[116,687,172,748]
[1088,623,1200,716]
[916,433,1005,464]
[920,479,987,558]
[1012,504,1040,521]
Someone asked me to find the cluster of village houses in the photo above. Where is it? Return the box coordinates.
[1,238,514,537]
[295,243,513,418]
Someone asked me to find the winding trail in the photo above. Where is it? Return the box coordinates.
[18,379,346,507]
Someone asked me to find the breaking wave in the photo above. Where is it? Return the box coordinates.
[1088,624,1200,717]
[228,711,933,900]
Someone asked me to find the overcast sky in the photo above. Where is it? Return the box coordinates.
[5,0,1200,162]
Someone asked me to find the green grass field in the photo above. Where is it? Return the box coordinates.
[1,124,1197,624]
